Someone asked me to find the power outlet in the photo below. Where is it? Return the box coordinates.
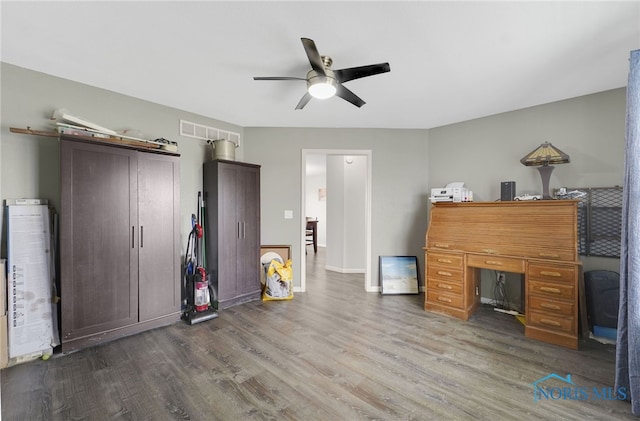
[497,271,506,284]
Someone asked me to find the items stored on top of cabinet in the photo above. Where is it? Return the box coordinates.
[60,135,181,352]
[203,160,261,309]
[207,139,237,161]
[10,108,178,152]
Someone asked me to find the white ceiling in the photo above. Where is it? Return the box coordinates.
[2,1,639,130]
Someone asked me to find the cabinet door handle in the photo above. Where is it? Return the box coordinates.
[140,226,144,248]
[237,222,241,239]
[540,318,561,327]
[243,222,246,239]
[485,260,502,266]
[132,226,135,248]
[540,271,562,278]
[540,302,561,311]
[540,286,562,294]
[437,258,452,263]
[437,283,452,290]
[437,270,452,277]
[437,296,452,303]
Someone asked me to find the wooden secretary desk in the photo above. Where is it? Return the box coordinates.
[424,200,582,349]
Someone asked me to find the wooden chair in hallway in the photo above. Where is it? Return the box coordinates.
[306,217,318,254]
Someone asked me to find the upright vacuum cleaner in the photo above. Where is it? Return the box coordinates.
[183,191,218,325]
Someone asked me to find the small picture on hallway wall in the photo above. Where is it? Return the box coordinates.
[379,256,420,295]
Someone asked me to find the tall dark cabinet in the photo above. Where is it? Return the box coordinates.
[60,137,181,352]
[203,160,261,309]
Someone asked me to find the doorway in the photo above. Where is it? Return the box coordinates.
[300,149,372,292]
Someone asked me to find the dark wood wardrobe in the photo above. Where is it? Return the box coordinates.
[203,160,261,309]
[60,136,181,352]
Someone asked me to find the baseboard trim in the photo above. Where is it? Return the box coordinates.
[325,265,365,274]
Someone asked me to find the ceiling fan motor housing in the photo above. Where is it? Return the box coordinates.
[307,68,337,99]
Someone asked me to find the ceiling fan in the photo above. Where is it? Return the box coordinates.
[253,37,390,109]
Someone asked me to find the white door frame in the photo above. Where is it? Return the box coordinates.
[299,149,373,292]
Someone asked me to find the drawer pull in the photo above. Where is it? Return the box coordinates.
[540,302,561,311]
[539,252,560,258]
[482,248,496,254]
[437,258,453,264]
[540,271,562,278]
[540,318,561,327]
[434,243,450,249]
[437,271,452,277]
[485,260,502,266]
[540,286,562,294]
[437,283,453,290]
[437,296,452,303]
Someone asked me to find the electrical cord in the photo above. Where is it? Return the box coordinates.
[492,270,511,311]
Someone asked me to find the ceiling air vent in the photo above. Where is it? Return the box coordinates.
[179,119,241,146]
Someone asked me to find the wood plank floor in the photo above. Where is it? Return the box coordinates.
[1,247,634,420]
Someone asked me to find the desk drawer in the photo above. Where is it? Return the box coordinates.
[427,291,464,309]
[427,265,463,283]
[528,262,577,284]
[427,251,463,269]
[427,279,463,295]
[466,254,525,273]
[528,295,574,316]
[528,310,574,334]
[528,280,575,300]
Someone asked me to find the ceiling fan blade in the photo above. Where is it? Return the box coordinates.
[295,92,313,110]
[253,76,305,81]
[335,84,365,108]
[301,38,326,75]
[334,63,390,84]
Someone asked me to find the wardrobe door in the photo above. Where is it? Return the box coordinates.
[216,162,240,302]
[137,152,181,321]
[60,140,138,347]
[235,164,261,299]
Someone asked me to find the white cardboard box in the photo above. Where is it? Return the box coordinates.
[1,259,5,315]
[1,259,6,369]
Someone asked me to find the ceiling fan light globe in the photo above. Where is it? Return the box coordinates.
[308,81,337,99]
[307,69,337,99]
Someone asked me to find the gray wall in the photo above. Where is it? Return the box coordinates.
[428,89,626,202]
[0,63,245,258]
[342,155,367,271]
[326,155,346,272]
[243,127,430,289]
[1,63,625,300]
[324,154,367,273]
[428,88,626,306]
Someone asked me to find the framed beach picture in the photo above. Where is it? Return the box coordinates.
[379,256,420,295]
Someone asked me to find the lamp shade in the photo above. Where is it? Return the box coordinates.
[520,142,570,167]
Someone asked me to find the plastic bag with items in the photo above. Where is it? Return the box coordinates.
[262,257,294,301]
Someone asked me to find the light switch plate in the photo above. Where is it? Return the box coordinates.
[284,210,293,219]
